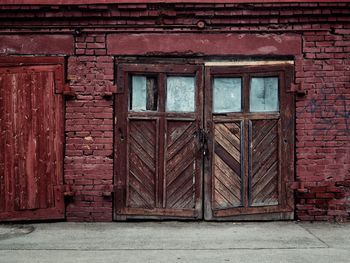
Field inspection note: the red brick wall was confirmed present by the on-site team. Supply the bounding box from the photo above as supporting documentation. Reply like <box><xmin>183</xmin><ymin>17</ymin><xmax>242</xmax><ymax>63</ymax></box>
<box><xmin>0</xmin><ymin>3</ymin><xmax>349</xmax><ymax>222</ymax></box>
<box><xmin>64</xmin><ymin>36</ymin><xmax>115</xmax><ymax>221</ymax></box>
<box><xmin>295</xmin><ymin>29</ymin><xmax>350</xmax><ymax>222</ymax></box>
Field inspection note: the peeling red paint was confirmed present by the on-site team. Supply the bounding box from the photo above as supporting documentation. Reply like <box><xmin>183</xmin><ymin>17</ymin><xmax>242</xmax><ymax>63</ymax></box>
<box><xmin>107</xmin><ymin>33</ymin><xmax>301</xmax><ymax>56</ymax></box>
<box><xmin>0</xmin><ymin>2</ymin><xmax>349</xmax><ymax>222</ymax></box>
<box><xmin>0</xmin><ymin>35</ymin><xmax>74</xmax><ymax>55</ymax></box>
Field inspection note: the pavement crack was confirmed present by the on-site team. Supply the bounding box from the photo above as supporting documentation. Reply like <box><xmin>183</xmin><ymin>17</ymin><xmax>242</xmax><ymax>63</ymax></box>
<box><xmin>297</xmin><ymin>224</ymin><xmax>330</xmax><ymax>248</ymax></box>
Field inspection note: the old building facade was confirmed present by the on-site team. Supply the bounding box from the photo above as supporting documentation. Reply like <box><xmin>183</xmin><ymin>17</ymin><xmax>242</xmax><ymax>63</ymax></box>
<box><xmin>0</xmin><ymin>0</ymin><xmax>349</xmax><ymax>222</ymax></box>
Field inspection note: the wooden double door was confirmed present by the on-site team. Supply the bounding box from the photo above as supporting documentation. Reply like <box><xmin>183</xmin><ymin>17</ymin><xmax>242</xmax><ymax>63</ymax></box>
<box><xmin>114</xmin><ymin>62</ymin><xmax>295</xmax><ymax>221</ymax></box>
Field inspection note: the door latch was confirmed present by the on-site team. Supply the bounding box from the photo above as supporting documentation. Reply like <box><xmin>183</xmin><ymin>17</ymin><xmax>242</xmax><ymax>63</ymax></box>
<box><xmin>198</xmin><ymin>129</ymin><xmax>209</xmax><ymax>157</ymax></box>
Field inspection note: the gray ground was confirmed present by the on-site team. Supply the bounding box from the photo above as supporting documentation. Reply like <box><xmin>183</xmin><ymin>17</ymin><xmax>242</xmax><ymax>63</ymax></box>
<box><xmin>0</xmin><ymin>221</ymin><xmax>349</xmax><ymax>263</ymax></box>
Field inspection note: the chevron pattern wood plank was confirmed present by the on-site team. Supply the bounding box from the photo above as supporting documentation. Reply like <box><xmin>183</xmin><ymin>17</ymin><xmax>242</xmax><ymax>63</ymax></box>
<box><xmin>128</xmin><ymin>120</ymin><xmax>157</xmax><ymax>209</ymax></box>
<box><xmin>213</xmin><ymin>122</ymin><xmax>242</xmax><ymax>209</ymax></box>
<box><xmin>165</xmin><ymin>121</ymin><xmax>197</xmax><ymax>209</ymax></box>
<box><xmin>250</xmin><ymin>120</ymin><xmax>279</xmax><ymax>207</ymax></box>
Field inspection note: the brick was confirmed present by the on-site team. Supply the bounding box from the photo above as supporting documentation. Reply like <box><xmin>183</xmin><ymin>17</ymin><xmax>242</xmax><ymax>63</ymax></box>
<box><xmin>87</xmin><ymin>42</ymin><xmax>105</xmax><ymax>49</ymax></box>
<box><xmin>316</xmin><ymin>193</ymin><xmax>335</xmax><ymax>199</ymax></box>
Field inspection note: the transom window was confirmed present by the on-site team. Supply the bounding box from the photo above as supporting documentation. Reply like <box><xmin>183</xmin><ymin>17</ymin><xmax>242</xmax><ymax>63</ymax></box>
<box><xmin>212</xmin><ymin>76</ymin><xmax>279</xmax><ymax>114</ymax></box>
<box><xmin>129</xmin><ymin>74</ymin><xmax>196</xmax><ymax>112</ymax></box>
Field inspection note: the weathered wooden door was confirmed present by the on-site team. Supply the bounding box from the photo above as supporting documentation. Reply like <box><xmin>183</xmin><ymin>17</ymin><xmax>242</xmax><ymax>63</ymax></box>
<box><xmin>115</xmin><ymin>62</ymin><xmax>295</xmax><ymax>221</ymax></box>
<box><xmin>204</xmin><ymin>65</ymin><xmax>295</xmax><ymax>220</ymax></box>
<box><xmin>115</xmin><ymin>63</ymin><xmax>203</xmax><ymax>220</ymax></box>
<box><xmin>0</xmin><ymin>58</ymin><xmax>65</xmax><ymax>221</ymax></box>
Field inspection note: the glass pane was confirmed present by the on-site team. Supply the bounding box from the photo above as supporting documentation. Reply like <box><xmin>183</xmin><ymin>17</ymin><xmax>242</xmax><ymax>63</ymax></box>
<box><xmin>213</xmin><ymin>78</ymin><xmax>242</xmax><ymax>113</ymax></box>
<box><xmin>130</xmin><ymin>75</ymin><xmax>158</xmax><ymax>111</ymax></box>
<box><xmin>250</xmin><ymin>77</ymin><xmax>279</xmax><ymax>112</ymax></box>
<box><xmin>166</xmin><ymin>76</ymin><xmax>195</xmax><ymax>112</ymax></box>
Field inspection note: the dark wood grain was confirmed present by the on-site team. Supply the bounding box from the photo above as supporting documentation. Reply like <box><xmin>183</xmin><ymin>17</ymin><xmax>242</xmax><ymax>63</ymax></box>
<box><xmin>205</xmin><ymin>65</ymin><xmax>295</xmax><ymax>220</ymax></box>
<box><xmin>212</xmin><ymin>122</ymin><xmax>243</xmax><ymax>209</ymax></box>
<box><xmin>165</xmin><ymin>121</ymin><xmax>197</xmax><ymax>209</ymax></box>
<box><xmin>114</xmin><ymin>63</ymin><xmax>203</xmax><ymax>220</ymax></box>
<box><xmin>114</xmin><ymin>62</ymin><xmax>295</xmax><ymax>221</ymax></box>
<box><xmin>128</xmin><ymin>120</ymin><xmax>157</xmax><ymax>209</ymax></box>
<box><xmin>0</xmin><ymin>61</ymin><xmax>65</xmax><ymax>221</ymax></box>
<box><xmin>250</xmin><ymin>119</ymin><xmax>279</xmax><ymax>206</ymax></box>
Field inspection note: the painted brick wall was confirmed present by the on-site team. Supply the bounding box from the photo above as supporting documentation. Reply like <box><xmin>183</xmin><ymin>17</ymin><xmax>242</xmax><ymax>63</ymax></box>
<box><xmin>0</xmin><ymin>3</ymin><xmax>349</xmax><ymax>222</ymax></box>
<box><xmin>65</xmin><ymin>35</ymin><xmax>114</xmax><ymax>221</ymax></box>
<box><xmin>295</xmin><ymin>29</ymin><xmax>350</xmax><ymax>222</ymax></box>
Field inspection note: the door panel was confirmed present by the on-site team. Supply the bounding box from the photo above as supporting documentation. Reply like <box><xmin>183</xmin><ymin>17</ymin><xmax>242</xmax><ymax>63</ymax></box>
<box><xmin>165</xmin><ymin>120</ymin><xmax>198</xmax><ymax>209</ymax></box>
<box><xmin>0</xmin><ymin>63</ymin><xmax>65</xmax><ymax>221</ymax></box>
<box><xmin>212</xmin><ymin>121</ymin><xmax>243</xmax><ymax>209</ymax></box>
<box><xmin>127</xmin><ymin>119</ymin><xmax>157</xmax><ymax>209</ymax></box>
<box><xmin>249</xmin><ymin>119</ymin><xmax>279</xmax><ymax>207</ymax></box>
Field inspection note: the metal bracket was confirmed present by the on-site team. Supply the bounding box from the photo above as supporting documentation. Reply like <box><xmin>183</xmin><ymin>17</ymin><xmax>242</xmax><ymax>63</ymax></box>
<box><xmin>63</xmin><ymin>84</ymin><xmax>76</xmax><ymax>98</ymax></box>
<box><xmin>102</xmin><ymin>84</ymin><xmax>117</xmax><ymax>99</ymax></box>
<box><xmin>62</xmin><ymin>184</ymin><xmax>75</xmax><ymax>197</ymax></box>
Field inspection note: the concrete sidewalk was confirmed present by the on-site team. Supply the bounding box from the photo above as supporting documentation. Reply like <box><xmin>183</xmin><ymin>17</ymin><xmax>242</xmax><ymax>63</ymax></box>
<box><xmin>0</xmin><ymin>222</ymin><xmax>349</xmax><ymax>263</ymax></box>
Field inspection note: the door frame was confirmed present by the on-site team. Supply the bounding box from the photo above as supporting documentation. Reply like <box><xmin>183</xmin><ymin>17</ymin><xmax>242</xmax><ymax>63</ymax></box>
<box><xmin>114</xmin><ymin>62</ymin><xmax>204</xmax><ymax>220</ymax></box>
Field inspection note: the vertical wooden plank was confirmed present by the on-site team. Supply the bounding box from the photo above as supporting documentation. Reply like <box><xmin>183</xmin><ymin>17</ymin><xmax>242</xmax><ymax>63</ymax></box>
<box><xmin>195</xmin><ymin>66</ymin><xmax>204</xmax><ymax>218</ymax></box>
<box><xmin>243</xmin><ymin>121</ymin><xmax>249</xmax><ymax>208</ymax></box>
<box><xmin>0</xmin><ymin>73</ymin><xmax>5</xmax><ymax>212</ymax></box>
<box><xmin>243</xmin><ymin>73</ymin><xmax>250</xmax><ymax>208</ymax></box>
<box><xmin>46</xmin><ymin>71</ymin><xmax>55</xmax><ymax>209</ymax></box>
<box><xmin>52</xmin><ymin>67</ymin><xmax>65</xmax><ymax>214</ymax></box>
<box><xmin>36</xmin><ymin>71</ymin><xmax>45</xmax><ymax>209</ymax></box>
<box><xmin>158</xmin><ymin>73</ymin><xmax>165</xmax><ymax>209</ymax></box>
<box><xmin>280</xmin><ymin>68</ymin><xmax>295</xmax><ymax>210</ymax></box>
<box><xmin>37</xmin><ymin>71</ymin><xmax>49</xmax><ymax>209</ymax></box>
<box><xmin>114</xmin><ymin>70</ymin><xmax>128</xmax><ymax>217</ymax></box>
<box><xmin>12</xmin><ymin>72</ymin><xmax>21</xmax><ymax>211</ymax></box>
<box><xmin>203</xmin><ymin>67</ymin><xmax>213</xmax><ymax>219</ymax></box>
<box><xmin>18</xmin><ymin>72</ymin><xmax>31</xmax><ymax>210</ymax></box>
<box><xmin>28</xmin><ymin>72</ymin><xmax>40</xmax><ymax>209</ymax></box>
<box><xmin>8</xmin><ymin>73</ymin><xmax>16</xmax><ymax>212</ymax></box>
<box><xmin>2</xmin><ymin>73</ymin><xmax>11</xmax><ymax>212</ymax></box>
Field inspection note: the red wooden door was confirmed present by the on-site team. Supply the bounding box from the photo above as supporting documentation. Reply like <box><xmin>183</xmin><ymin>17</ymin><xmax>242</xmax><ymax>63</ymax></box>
<box><xmin>0</xmin><ymin>60</ymin><xmax>65</xmax><ymax>221</ymax></box>
<box><xmin>204</xmin><ymin>65</ymin><xmax>295</xmax><ymax>220</ymax></box>
<box><xmin>114</xmin><ymin>63</ymin><xmax>203</xmax><ymax>220</ymax></box>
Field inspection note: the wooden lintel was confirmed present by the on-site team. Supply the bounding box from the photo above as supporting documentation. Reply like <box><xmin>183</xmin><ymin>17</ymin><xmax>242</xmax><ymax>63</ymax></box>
<box><xmin>204</xmin><ymin>60</ymin><xmax>294</xmax><ymax>67</ymax></box>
